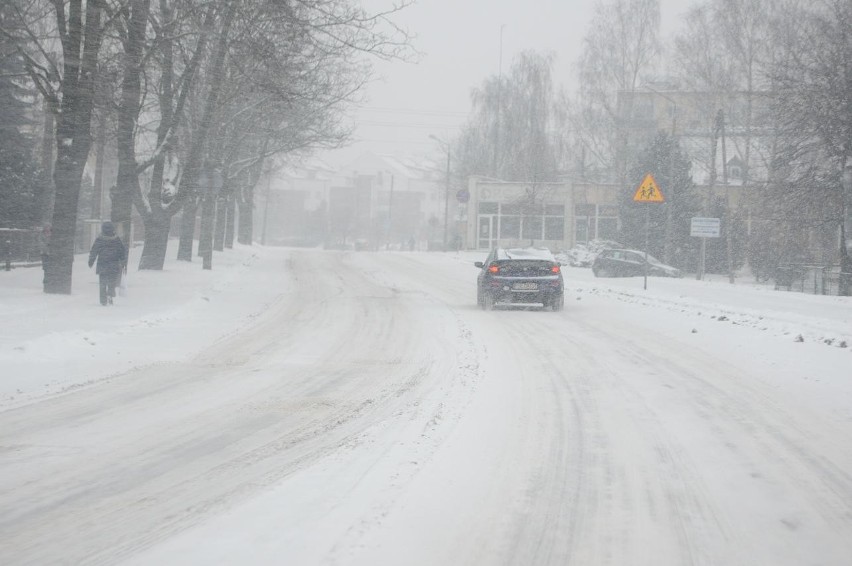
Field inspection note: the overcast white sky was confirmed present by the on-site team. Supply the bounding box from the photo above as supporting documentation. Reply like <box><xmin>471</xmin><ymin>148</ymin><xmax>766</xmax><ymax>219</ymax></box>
<box><xmin>318</xmin><ymin>0</ymin><xmax>690</xmax><ymax>166</ymax></box>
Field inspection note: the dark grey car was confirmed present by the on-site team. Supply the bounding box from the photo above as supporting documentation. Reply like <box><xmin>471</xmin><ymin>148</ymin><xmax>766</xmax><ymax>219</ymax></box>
<box><xmin>475</xmin><ymin>248</ymin><xmax>564</xmax><ymax>311</ymax></box>
<box><xmin>592</xmin><ymin>248</ymin><xmax>682</xmax><ymax>278</ymax></box>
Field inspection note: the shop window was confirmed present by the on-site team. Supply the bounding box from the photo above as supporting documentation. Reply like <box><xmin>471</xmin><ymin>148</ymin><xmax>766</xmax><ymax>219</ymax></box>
<box><xmin>501</xmin><ymin>203</ymin><xmax>521</xmax><ymax>215</ymax></box>
<box><xmin>479</xmin><ymin>202</ymin><xmax>498</xmax><ymax>214</ymax></box>
<box><xmin>522</xmin><ymin>216</ymin><xmax>543</xmax><ymax>240</ymax></box>
<box><xmin>575</xmin><ymin>217</ymin><xmax>589</xmax><ymax>243</ymax></box>
<box><xmin>500</xmin><ymin>216</ymin><xmax>520</xmax><ymax>239</ymax></box>
<box><xmin>544</xmin><ymin>217</ymin><xmax>564</xmax><ymax>240</ymax></box>
<box><xmin>575</xmin><ymin>204</ymin><xmax>595</xmax><ymax>216</ymax></box>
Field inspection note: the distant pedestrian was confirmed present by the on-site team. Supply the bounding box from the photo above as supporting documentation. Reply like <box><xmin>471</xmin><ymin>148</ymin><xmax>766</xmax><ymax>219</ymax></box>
<box><xmin>88</xmin><ymin>222</ymin><xmax>127</xmax><ymax>306</ymax></box>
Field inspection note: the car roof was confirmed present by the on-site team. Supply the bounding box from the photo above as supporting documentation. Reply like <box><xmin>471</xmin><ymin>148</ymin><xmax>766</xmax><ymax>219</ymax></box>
<box><xmin>601</xmin><ymin>248</ymin><xmax>669</xmax><ymax>265</ymax></box>
<box><xmin>495</xmin><ymin>247</ymin><xmax>556</xmax><ymax>261</ymax></box>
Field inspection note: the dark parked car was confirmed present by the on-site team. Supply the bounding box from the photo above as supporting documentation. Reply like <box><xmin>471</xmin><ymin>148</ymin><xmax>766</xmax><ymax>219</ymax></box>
<box><xmin>592</xmin><ymin>248</ymin><xmax>682</xmax><ymax>278</ymax></box>
<box><xmin>475</xmin><ymin>247</ymin><xmax>564</xmax><ymax>311</ymax></box>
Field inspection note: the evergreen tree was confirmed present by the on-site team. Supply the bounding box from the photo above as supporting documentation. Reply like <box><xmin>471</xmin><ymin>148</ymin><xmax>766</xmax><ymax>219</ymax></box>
<box><xmin>619</xmin><ymin>132</ymin><xmax>702</xmax><ymax>270</ymax></box>
<box><xmin>0</xmin><ymin>11</ymin><xmax>40</xmax><ymax>229</ymax></box>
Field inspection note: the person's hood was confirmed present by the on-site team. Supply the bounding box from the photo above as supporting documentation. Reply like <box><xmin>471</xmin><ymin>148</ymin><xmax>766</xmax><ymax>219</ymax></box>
<box><xmin>101</xmin><ymin>222</ymin><xmax>116</xmax><ymax>236</ymax></box>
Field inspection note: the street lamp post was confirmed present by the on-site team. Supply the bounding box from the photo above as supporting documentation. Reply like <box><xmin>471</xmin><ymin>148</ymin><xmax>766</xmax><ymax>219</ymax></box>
<box><xmin>385</xmin><ymin>173</ymin><xmax>394</xmax><ymax>250</ymax></box>
<box><xmin>429</xmin><ymin>135</ymin><xmax>451</xmax><ymax>251</ymax></box>
<box><xmin>840</xmin><ymin>164</ymin><xmax>852</xmax><ymax>295</ymax></box>
<box><xmin>198</xmin><ymin>166</ymin><xmax>223</xmax><ymax>270</ymax></box>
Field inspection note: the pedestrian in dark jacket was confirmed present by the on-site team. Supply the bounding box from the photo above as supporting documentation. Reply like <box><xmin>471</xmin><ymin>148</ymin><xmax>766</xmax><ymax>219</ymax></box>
<box><xmin>88</xmin><ymin>222</ymin><xmax>127</xmax><ymax>306</ymax></box>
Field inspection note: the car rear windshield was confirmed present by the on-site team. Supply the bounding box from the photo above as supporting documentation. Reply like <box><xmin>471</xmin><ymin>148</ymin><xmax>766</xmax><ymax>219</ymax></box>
<box><xmin>493</xmin><ymin>260</ymin><xmax>556</xmax><ymax>276</ymax></box>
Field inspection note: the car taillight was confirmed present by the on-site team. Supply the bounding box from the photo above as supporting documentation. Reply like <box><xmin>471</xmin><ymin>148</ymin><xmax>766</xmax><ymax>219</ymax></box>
<box><xmin>551</xmin><ymin>265</ymin><xmax>560</xmax><ymax>273</ymax></box>
<box><xmin>488</xmin><ymin>265</ymin><xmax>499</xmax><ymax>273</ymax></box>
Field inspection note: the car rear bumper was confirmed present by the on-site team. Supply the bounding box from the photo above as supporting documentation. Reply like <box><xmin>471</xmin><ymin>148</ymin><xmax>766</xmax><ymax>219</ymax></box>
<box><xmin>490</xmin><ymin>289</ymin><xmax>562</xmax><ymax>305</ymax></box>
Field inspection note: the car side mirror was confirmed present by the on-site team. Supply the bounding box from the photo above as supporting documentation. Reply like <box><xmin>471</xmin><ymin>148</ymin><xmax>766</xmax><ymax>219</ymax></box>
<box><xmin>474</xmin><ymin>261</ymin><xmax>484</xmax><ymax>268</ymax></box>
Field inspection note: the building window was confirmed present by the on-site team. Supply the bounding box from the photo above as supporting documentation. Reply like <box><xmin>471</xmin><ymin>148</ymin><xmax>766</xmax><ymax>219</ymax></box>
<box><xmin>476</xmin><ymin>200</ymin><xmax>565</xmax><ymax>248</ymax></box>
<box><xmin>522</xmin><ymin>215</ymin><xmax>543</xmax><ymax>240</ymax></box>
<box><xmin>500</xmin><ymin>214</ymin><xmax>520</xmax><ymax>239</ymax></box>
<box><xmin>575</xmin><ymin>217</ymin><xmax>589</xmax><ymax>243</ymax></box>
<box><xmin>574</xmin><ymin>204</ymin><xmax>595</xmax><ymax>242</ymax></box>
<box><xmin>575</xmin><ymin>204</ymin><xmax>618</xmax><ymax>242</ymax></box>
<box><xmin>479</xmin><ymin>202</ymin><xmax>498</xmax><ymax>214</ymax></box>
<box><xmin>728</xmin><ymin>165</ymin><xmax>742</xmax><ymax>180</ymax></box>
<box><xmin>544</xmin><ymin>217</ymin><xmax>564</xmax><ymax>240</ymax></box>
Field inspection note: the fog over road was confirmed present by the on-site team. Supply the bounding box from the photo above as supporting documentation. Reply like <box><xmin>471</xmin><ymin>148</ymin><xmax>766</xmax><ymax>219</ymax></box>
<box><xmin>2</xmin><ymin>249</ymin><xmax>852</xmax><ymax>565</ymax></box>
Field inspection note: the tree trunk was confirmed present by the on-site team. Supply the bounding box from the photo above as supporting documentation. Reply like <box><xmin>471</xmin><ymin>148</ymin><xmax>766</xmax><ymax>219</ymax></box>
<box><xmin>198</xmin><ymin>194</ymin><xmax>215</xmax><ymax>269</ymax></box>
<box><xmin>113</xmin><ymin>0</ymin><xmax>153</xmax><ymax>247</ymax></box>
<box><xmin>138</xmin><ymin>211</ymin><xmax>171</xmax><ymax>270</ymax></box>
<box><xmin>38</xmin><ymin>98</ymin><xmax>56</xmax><ymax>226</ymax></box>
<box><xmin>44</xmin><ymin>157</ymin><xmax>87</xmax><ymax>294</ymax></box>
<box><xmin>237</xmin><ymin>193</ymin><xmax>253</xmax><ymax>245</ymax></box>
<box><xmin>43</xmin><ymin>0</ymin><xmax>105</xmax><ymax>294</ymax></box>
<box><xmin>177</xmin><ymin>200</ymin><xmax>197</xmax><ymax>261</ymax></box>
<box><xmin>137</xmin><ymin>1</ymin><xmax>215</xmax><ymax>270</ymax></box>
<box><xmin>224</xmin><ymin>193</ymin><xmax>236</xmax><ymax>248</ymax></box>
<box><xmin>214</xmin><ymin>195</ymin><xmax>228</xmax><ymax>251</ymax></box>
<box><xmin>174</xmin><ymin>0</ymin><xmax>236</xmax><ymax>264</ymax></box>
<box><xmin>91</xmin><ymin>116</ymin><xmax>107</xmax><ymax>219</ymax></box>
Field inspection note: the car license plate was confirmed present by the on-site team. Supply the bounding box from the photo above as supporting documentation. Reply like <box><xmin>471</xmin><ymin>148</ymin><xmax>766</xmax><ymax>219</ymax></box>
<box><xmin>513</xmin><ymin>282</ymin><xmax>537</xmax><ymax>290</ymax></box>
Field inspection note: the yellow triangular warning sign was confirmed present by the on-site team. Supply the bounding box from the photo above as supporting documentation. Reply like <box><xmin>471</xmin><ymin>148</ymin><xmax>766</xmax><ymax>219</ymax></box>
<box><xmin>633</xmin><ymin>173</ymin><xmax>665</xmax><ymax>203</ymax></box>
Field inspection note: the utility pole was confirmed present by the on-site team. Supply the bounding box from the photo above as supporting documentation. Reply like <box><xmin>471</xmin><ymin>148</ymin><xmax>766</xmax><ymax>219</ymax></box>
<box><xmin>385</xmin><ymin>174</ymin><xmax>394</xmax><ymax>250</ymax></box>
<box><xmin>261</xmin><ymin>174</ymin><xmax>272</xmax><ymax>246</ymax></box>
<box><xmin>646</xmin><ymin>86</ymin><xmax>677</xmax><ymax>265</ymax></box>
<box><xmin>699</xmin><ymin>111</ymin><xmax>723</xmax><ymax>281</ymax></box>
<box><xmin>443</xmin><ymin>146</ymin><xmax>451</xmax><ymax>251</ymax></box>
<box><xmin>429</xmin><ymin>134</ymin><xmax>452</xmax><ymax>251</ymax></box>
<box><xmin>493</xmin><ymin>24</ymin><xmax>505</xmax><ymax>177</ymax></box>
<box><xmin>840</xmin><ymin>164</ymin><xmax>852</xmax><ymax>295</ymax></box>
<box><xmin>665</xmin><ymin>103</ymin><xmax>677</xmax><ymax>265</ymax></box>
<box><xmin>720</xmin><ymin>111</ymin><xmax>734</xmax><ymax>283</ymax></box>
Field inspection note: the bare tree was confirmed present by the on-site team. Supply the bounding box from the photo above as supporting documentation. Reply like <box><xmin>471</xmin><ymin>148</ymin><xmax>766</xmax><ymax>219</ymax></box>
<box><xmin>456</xmin><ymin>51</ymin><xmax>569</xmax><ymax>184</ymax></box>
<box><xmin>766</xmin><ymin>0</ymin><xmax>852</xmax><ymax>293</ymax></box>
<box><xmin>572</xmin><ymin>0</ymin><xmax>661</xmax><ymax>183</ymax></box>
<box><xmin>4</xmin><ymin>0</ymin><xmax>113</xmax><ymax>293</ymax></box>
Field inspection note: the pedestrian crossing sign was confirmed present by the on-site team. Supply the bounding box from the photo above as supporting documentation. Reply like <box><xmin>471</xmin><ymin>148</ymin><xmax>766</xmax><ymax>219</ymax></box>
<box><xmin>633</xmin><ymin>173</ymin><xmax>665</xmax><ymax>203</ymax></box>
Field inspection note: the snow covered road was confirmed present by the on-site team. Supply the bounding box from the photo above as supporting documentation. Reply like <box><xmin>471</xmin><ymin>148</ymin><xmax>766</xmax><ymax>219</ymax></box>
<box><xmin>2</xmin><ymin>248</ymin><xmax>852</xmax><ymax>565</ymax></box>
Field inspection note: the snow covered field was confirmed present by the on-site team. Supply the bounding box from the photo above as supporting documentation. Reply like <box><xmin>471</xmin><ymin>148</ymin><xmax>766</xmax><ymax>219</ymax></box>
<box><xmin>1</xmin><ymin>243</ymin><xmax>851</xmax><ymax>565</ymax></box>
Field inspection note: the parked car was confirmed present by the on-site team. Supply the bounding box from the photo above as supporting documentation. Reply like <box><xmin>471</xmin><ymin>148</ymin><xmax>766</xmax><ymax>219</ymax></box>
<box><xmin>555</xmin><ymin>239</ymin><xmax>623</xmax><ymax>268</ymax></box>
<box><xmin>475</xmin><ymin>247</ymin><xmax>564</xmax><ymax>311</ymax></box>
<box><xmin>592</xmin><ymin>248</ymin><xmax>682</xmax><ymax>278</ymax></box>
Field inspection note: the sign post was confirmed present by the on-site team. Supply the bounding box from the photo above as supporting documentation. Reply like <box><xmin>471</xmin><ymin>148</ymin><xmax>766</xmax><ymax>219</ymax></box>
<box><xmin>632</xmin><ymin>173</ymin><xmax>665</xmax><ymax>290</ymax></box>
<box><xmin>691</xmin><ymin>217</ymin><xmax>720</xmax><ymax>280</ymax></box>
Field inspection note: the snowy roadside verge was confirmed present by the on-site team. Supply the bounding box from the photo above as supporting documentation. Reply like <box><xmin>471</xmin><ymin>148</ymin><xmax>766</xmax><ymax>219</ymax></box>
<box><xmin>0</xmin><ymin>242</ymin><xmax>289</xmax><ymax>409</ymax></box>
<box><xmin>448</xmin><ymin>250</ymin><xmax>851</xmax><ymax>347</ymax></box>
<box><xmin>571</xmin><ymin>277</ymin><xmax>852</xmax><ymax>349</ymax></box>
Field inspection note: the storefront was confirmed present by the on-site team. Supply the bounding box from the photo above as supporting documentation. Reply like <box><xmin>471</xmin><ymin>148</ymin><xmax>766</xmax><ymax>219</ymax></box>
<box><xmin>465</xmin><ymin>177</ymin><xmax>620</xmax><ymax>251</ymax></box>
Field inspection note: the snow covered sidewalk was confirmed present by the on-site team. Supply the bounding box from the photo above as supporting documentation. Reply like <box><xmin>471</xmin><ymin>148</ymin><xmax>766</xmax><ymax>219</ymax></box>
<box><xmin>0</xmin><ymin>242</ymin><xmax>286</xmax><ymax>408</ymax></box>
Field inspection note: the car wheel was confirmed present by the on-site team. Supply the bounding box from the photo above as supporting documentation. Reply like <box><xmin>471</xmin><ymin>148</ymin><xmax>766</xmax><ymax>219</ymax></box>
<box><xmin>477</xmin><ymin>288</ymin><xmax>483</xmax><ymax>308</ymax></box>
<box><xmin>483</xmin><ymin>292</ymin><xmax>495</xmax><ymax>311</ymax></box>
<box><xmin>550</xmin><ymin>294</ymin><xmax>564</xmax><ymax>312</ymax></box>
